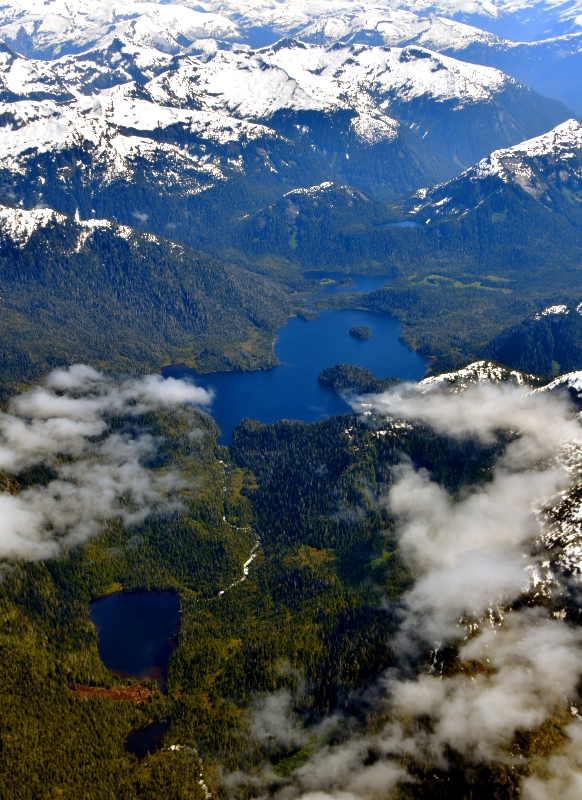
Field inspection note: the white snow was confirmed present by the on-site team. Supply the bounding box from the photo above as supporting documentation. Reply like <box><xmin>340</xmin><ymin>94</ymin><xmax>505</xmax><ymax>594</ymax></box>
<box><xmin>537</xmin><ymin>370</ymin><xmax>582</xmax><ymax>395</ymax></box>
<box><xmin>404</xmin><ymin>118</ymin><xmax>582</xmax><ymax>219</ymax></box>
<box><xmin>420</xmin><ymin>360</ymin><xmax>535</xmax><ymax>389</ymax></box>
<box><xmin>0</xmin><ymin>205</ymin><xmax>67</xmax><ymax>246</ymax></box>
<box><xmin>197</xmin><ymin>0</ymin><xmax>582</xmax><ymax>39</ymax></box>
<box><xmin>0</xmin><ymin>1</ymin><xmax>241</xmax><ymax>57</ymax></box>
<box><xmin>2</xmin><ymin>0</ymin><xmax>581</xmax><ymax>65</ymax></box>
<box><xmin>534</xmin><ymin>304</ymin><xmax>570</xmax><ymax>320</ymax></box>
<box><xmin>0</xmin><ymin>204</ymin><xmax>146</xmax><ymax>248</ymax></box>
<box><xmin>147</xmin><ymin>41</ymin><xmax>510</xmax><ymax>128</ymax></box>
<box><xmin>473</xmin><ymin>119</ymin><xmax>582</xmax><ymax>181</ymax></box>
<box><xmin>285</xmin><ymin>181</ymin><xmax>336</xmax><ymax>196</ymax></box>
<box><xmin>0</xmin><ymin>88</ymin><xmax>278</xmax><ymax>192</ymax></box>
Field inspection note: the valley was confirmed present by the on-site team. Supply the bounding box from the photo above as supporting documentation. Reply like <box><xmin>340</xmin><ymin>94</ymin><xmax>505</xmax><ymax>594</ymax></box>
<box><xmin>2</xmin><ymin>3</ymin><xmax>582</xmax><ymax>800</ymax></box>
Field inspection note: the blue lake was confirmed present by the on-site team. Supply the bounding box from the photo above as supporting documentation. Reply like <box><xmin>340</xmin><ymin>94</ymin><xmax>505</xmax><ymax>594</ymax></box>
<box><xmin>383</xmin><ymin>220</ymin><xmax>422</xmax><ymax>228</ymax></box>
<box><xmin>165</xmin><ymin>274</ymin><xmax>427</xmax><ymax>444</ymax></box>
<box><xmin>89</xmin><ymin>277</ymin><xmax>426</xmax><ymax>711</ymax></box>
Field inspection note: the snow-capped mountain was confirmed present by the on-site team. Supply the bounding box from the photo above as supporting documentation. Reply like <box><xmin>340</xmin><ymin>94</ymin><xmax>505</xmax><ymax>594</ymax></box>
<box><xmin>0</xmin><ymin>87</ymin><xmax>283</xmax><ymax>218</ymax></box>
<box><xmin>147</xmin><ymin>40</ymin><xmax>511</xmax><ymax>118</ymax></box>
<box><xmin>0</xmin><ymin>0</ymin><xmax>241</xmax><ymax>58</ymax></box>
<box><xmin>0</xmin><ymin>1</ymin><xmax>548</xmax><ymax>58</ymax></box>
<box><xmin>0</xmin><ymin>34</ymin><xmax>571</xmax><ymax>242</ymax></box>
<box><xmin>2</xmin><ymin>1</ymin><xmax>581</xmax><ymax>109</ymax></box>
<box><xmin>418</xmin><ymin>359</ymin><xmax>538</xmax><ymax>388</ymax></box>
<box><xmin>190</xmin><ymin>1</ymin><xmax>582</xmax><ymax>43</ymax></box>
<box><xmin>397</xmin><ymin>118</ymin><xmax>582</xmax><ymax>222</ymax></box>
<box><xmin>432</xmin><ymin>29</ymin><xmax>582</xmax><ymax>114</ymax></box>
<box><xmin>0</xmin><ymin>0</ymin><xmax>578</xmax><ymax>307</ymax></box>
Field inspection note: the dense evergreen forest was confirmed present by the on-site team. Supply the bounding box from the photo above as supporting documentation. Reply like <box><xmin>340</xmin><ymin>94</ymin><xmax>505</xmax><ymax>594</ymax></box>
<box><xmin>486</xmin><ymin>306</ymin><xmax>582</xmax><ymax>377</ymax></box>
<box><xmin>1</xmin><ymin>394</ymin><xmax>534</xmax><ymax>800</ymax></box>
<box><xmin>0</xmin><ymin>209</ymin><xmax>292</xmax><ymax>398</ymax></box>
<box><xmin>318</xmin><ymin>363</ymin><xmax>401</xmax><ymax>394</ymax></box>
<box><xmin>2</xmin><ymin>7</ymin><xmax>582</xmax><ymax>799</ymax></box>
<box><xmin>3</xmin><ymin>130</ymin><xmax>582</xmax><ymax>386</ymax></box>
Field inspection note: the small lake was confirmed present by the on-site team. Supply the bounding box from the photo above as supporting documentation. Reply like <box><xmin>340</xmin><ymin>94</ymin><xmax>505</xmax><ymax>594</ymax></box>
<box><xmin>302</xmin><ymin>271</ymin><xmax>394</xmax><ymax>297</ymax></box>
<box><xmin>382</xmin><ymin>220</ymin><xmax>423</xmax><ymax>228</ymax></box>
<box><xmin>89</xmin><ymin>591</ymin><xmax>180</xmax><ymax>693</ymax></box>
<box><xmin>125</xmin><ymin>717</ymin><xmax>170</xmax><ymax>759</ymax></box>
<box><xmin>165</xmin><ymin>272</ymin><xmax>427</xmax><ymax>444</ymax></box>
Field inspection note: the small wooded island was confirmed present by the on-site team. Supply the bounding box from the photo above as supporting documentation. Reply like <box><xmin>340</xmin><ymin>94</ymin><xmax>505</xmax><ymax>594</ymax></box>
<box><xmin>349</xmin><ymin>325</ymin><xmax>372</xmax><ymax>339</ymax></box>
<box><xmin>318</xmin><ymin>363</ymin><xmax>401</xmax><ymax>394</ymax></box>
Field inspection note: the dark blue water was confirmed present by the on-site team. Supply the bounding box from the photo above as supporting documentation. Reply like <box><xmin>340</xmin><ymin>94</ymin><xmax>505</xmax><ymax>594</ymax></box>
<box><xmin>89</xmin><ymin>591</ymin><xmax>180</xmax><ymax>692</ymax></box>
<box><xmin>167</xmin><ymin>308</ymin><xmax>426</xmax><ymax>444</ymax></box>
<box><xmin>125</xmin><ymin>717</ymin><xmax>170</xmax><ymax>759</ymax></box>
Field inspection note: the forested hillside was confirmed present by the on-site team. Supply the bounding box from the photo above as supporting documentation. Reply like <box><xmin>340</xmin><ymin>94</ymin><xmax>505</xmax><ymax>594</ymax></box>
<box><xmin>4</xmin><ymin>360</ymin><xmax>582</xmax><ymax>798</ymax></box>
<box><xmin>0</xmin><ymin>206</ymin><xmax>292</xmax><ymax>397</ymax></box>
<box><xmin>0</xmin><ymin>383</ymin><xmax>508</xmax><ymax>799</ymax></box>
<box><xmin>4</xmin><ymin>4</ymin><xmax>582</xmax><ymax>799</ymax></box>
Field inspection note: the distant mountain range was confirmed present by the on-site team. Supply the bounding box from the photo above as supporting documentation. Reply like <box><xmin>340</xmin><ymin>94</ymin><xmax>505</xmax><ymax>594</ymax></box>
<box><xmin>3</xmin><ymin>0</ymin><xmax>582</xmax><ymax>54</ymax></box>
<box><xmin>2</xmin><ymin>0</ymin><xmax>581</xmax><ymax>112</ymax></box>
<box><xmin>0</xmin><ymin>36</ymin><xmax>572</xmax><ymax>253</ymax></box>
<box><xmin>1</xmin><ymin>0</ymin><xmax>582</xmax><ymax>383</ymax></box>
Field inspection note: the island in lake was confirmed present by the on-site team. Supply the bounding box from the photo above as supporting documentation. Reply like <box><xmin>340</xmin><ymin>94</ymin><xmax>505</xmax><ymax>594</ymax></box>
<box><xmin>318</xmin><ymin>363</ymin><xmax>401</xmax><ymax>394</ymax></box>
<box><xmin>349</xmin><ymin>325</ymin><xmax>372</xmax><ymax>340</ymax></box>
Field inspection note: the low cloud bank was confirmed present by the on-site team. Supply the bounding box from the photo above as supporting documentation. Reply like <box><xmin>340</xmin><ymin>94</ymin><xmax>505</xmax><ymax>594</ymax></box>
<box><xmin>251</xmin><ymin>381</ymin><xmax>582</xmax><ymax>799</ymax></box>
<box><xmin>251</xmin><ymin>690</ymin><xmax>308</xmax><ymax>752</ymax></box>
<box><xmin>0</xmin><ymin>364</ymin><xmax>213</xmax><ymax>560</ymax></box>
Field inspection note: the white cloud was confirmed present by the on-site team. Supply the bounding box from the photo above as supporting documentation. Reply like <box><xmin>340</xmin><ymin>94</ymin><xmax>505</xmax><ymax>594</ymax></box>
<box><xmin>249</xmin><ymin>379</ymin><xmax>582</xmax><ymax>799</ymax></box>
<box><xmin>0</xmin><ymin>365</ymin><xmax>213</xmax><ymax>560</ymax></box>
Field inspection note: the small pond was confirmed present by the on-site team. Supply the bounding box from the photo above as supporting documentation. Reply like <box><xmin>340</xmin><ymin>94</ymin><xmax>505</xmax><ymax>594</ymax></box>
<box><xmin>124</xmin><ymin>717</ymin><xmax>170</xmax><ymax>759</ymax></box>
<box><xmin>302</xmin><ymin>271</ymin><xmax>393</xmax><ymax>297</ymax></box>
<box><xmin>384</xmin><ymin>220</ymin><xmax>422</xmax><ymax>228</ymax></box>
<box><xmin>89</xmin><ymin>591</ymin><xmax>180</xmax><ymax>693</ymax></box>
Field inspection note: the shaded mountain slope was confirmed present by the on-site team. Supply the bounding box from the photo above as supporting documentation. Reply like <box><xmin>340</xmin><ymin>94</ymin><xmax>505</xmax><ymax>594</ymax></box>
<box><xmin>0</xmin><ymin>205</ymin><xmax>291</xmax><ymax>395</ymax></box>
<box><xmin>486</xmin><ymin>304</ymin><xmax>582</xmax><ymax>377</ymax></box>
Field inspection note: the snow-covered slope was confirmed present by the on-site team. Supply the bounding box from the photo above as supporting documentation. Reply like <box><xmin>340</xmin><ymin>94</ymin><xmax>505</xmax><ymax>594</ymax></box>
<box><xmin>0</xmin><ymin>1</ymin><xmax>573</xmax><ymax>256</ymax></box>
<box><xmin>432</xmin><ymin>29</ymin><xmax>582</xmax><ymax>114</ymax></box>
<box><xmin>0</xmin><ymin>86</ymin><xmax>282</xmax><ymax>200</ymax></box>
<box><xmin>0</xmin><ymin>204</ymin><xmax>143</xmax><ymax>250</ymax></box>
<box><xmin>398</xmin><ymin>118</ymin><xmax>582</xmax><ymax>221</ymax></box>
<box><xmin>0</xmin><ymin>42</ymin><xmax>72</xmax><ymax>101</ymax></box>
<box><xmin>474</xmin><ymin>118</ymin><xmax>582</xmax><ymax>179</ymax></box>
<box><xmin>197</xmin><ymin>0</ymin><xmax>582</xmax><ymax>42</ymax></box>
<box><xmin>0</xmin><ymin>0</ymin><xmax>522</xmax><ymax>65</ymax></box>
<box><xmin>0</xmin><ymin>37</ymin><xmax>540</xmax><ymax>136</ymax></box>
<box><xmin>147</xmin><ymin>40</ymin><xmax>511</xmax><ymax>122</ymax></box>
<box><xmin>419</xmin><ymin>359</ymin><xmax>537</xmax><ymax>389</ymax></box>
<box><xmin>0</xmin><ymin>204</ymin><xmax>67</xmax><ymax>245</ymax></box>
<box><xmin>2</xmin><ymin>0</ymin><xmax>581</xmax><ymax>58</ymax></box>
<box><xmin>540</xmin><ymin>370</ymin><xmax>582</xmax><ymax>395</ymax></box>
<box><xmin>0</xmin><ymin>35</ymin><xmax>567</xmax><ymax>224</ymax></box>
<box><xmin>0</xmin><ymin>0</ymin><xmax>241</xmax><ymax>58</ymax></box>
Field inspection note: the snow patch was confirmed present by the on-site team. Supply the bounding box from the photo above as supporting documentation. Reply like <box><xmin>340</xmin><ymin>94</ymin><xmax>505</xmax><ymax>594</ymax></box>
<box><xmin>0</xmin><ymin>205</ymin><xmax>66</xmax><ymax>246</ymax></box>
